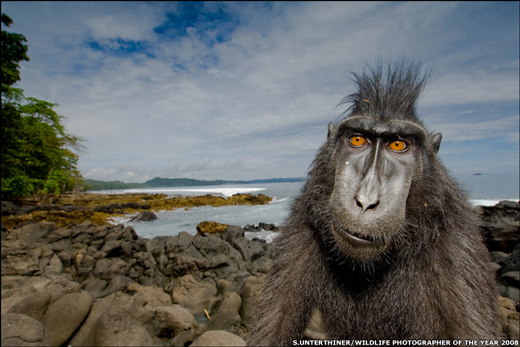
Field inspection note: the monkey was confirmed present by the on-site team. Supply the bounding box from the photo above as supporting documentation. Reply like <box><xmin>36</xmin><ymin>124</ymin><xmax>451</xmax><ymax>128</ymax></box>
<box><xmin>248</xmin><ymin>60</ymin><xmax>498</xmax><ymax>345</ymax></box>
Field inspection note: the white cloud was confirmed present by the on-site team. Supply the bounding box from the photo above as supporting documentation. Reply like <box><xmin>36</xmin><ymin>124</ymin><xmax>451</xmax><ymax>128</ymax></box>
<box><xmin>2</xmin><ymin>1</ymin><xmax>518</xmax><ymax>182</ymax></box>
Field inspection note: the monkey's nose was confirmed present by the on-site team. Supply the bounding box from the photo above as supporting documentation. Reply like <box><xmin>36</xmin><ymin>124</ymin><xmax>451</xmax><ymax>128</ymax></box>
<box><xmin>355</xmin><ymin>195</ymin><xmax>380</xmax><ymax>212</ymax></box>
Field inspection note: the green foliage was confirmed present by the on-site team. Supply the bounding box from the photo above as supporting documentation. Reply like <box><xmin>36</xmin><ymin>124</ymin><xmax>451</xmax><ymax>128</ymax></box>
<box><xmin>1</xmin><ymin>174</ymin><xmax>35</xmax><ymax>200</ymax></box>
<box><xmin>1</xmin><ymin>13</ymin><xmax>29</xmax><ymax>92</ymax></box>
<box><xmin>1</xmin><ymin>14</ymin><xmax>84</xmax><ymax>200</ymax></box>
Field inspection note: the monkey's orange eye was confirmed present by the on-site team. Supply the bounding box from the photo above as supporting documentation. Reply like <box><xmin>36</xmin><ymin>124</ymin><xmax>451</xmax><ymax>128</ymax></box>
<box><xmin>349</xmin><ymin>136</ymin><xmax>366</xmax><ymax>147</ymax></box>
<box><xmin>389</xmin><ymin>140</ymin><xmax>408</xmax><ymax>152</ymax></box>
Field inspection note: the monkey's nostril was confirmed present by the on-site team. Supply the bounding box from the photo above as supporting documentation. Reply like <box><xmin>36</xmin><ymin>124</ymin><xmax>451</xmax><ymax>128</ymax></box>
<box><xmin>367</xmin><ymin>201</ymin><xmax>380</xmax><ymax>211</ymax></box>
<box><xmin>355</xmin><ymin>196</ymin><xmax>380</xmax><ymax>212</ymax></box>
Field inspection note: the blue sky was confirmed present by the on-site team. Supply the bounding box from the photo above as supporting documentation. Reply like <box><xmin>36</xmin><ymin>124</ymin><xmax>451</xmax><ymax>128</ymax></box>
<box><xmin>2</xmin><ymin>1</ymin><xmax>519</xmax><ymax>183</ymax></box>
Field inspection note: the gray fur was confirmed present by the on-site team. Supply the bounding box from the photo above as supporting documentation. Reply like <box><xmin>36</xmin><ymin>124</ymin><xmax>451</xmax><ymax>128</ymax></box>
<box><xmin>248</xmin><ymin>60</ymin><xmax>498</xmax><ymax>345</ymax></box>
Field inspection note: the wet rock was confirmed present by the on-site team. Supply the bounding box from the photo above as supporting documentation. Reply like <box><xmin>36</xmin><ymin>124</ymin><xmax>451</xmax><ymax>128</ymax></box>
<box><xmin>197</xmin><ymin>221</ymin><xmax>229</xmax><ymax>235</ymax></box>
<box><xmin>129</xmin><ymin>210</ymin><xmax>157</xmax><ymax>222</ymax></box>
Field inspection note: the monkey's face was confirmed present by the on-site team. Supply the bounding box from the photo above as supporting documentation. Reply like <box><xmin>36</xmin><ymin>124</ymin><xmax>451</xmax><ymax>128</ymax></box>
<box><xmin>327</xmin><ymin>116</ymin><xmax>434</xmax><ymax>262</ymax></box>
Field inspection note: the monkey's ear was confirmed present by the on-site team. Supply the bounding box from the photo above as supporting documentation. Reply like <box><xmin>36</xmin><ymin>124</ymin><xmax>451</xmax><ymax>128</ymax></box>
<box><xmin>431</xmin><ymin>132</ymin><xmax>442</xmax><ymax>153</ymax></box>
<box><xmin>328</xmin><ymin>122</ymin><xmax>338</xmax><ymax>140</ymax></box>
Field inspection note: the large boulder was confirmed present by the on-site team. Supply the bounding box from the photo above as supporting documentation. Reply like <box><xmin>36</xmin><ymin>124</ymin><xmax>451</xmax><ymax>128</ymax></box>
<box><xmin>7</xmin><ymin>289</ymin><xmax>52</xmax><ymax>321</ymax></box>
<box><xmin>41</xmin><ymin>292</ymin><xmax>93</xmax><ymax>346</ymax></box>
<box><xmin>1</xmin><ymin>313</ymin><xmax>51</xmax><ymax>346</ymax></box>
<box><xmin>191</xmin><ymin>330</ymin><xmax>246</xmax><ymax>346</ymax></box>
<box><xmin>171</xmin><ymin>274</ymin><xmax>220</xmax><ymax>322</ymax></box>
<box><xmin>208</xmin><ymin>291</ymin><xmax>242</xmax><ymax>333</ymax></box>
<box><xmin>140</xmin><ymin>304</ymin><xmax>199</xmax><ymax>346</ymax></box>
<box><xmin>197</xmin><ymin>221</ymin><xmax>229</xmax><ymax>235</ymax></box>
<box><xmin>239</xmin><ymin>274</ymin><xmax>266</xmax><ymax>330</ymax></box>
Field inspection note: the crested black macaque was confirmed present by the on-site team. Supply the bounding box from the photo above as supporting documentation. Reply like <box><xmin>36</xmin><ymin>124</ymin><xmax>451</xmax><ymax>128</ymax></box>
<box><xmin>248</xmin><ymin>60</ymin><xmax>498</xmax><ymax>345</ymax></box>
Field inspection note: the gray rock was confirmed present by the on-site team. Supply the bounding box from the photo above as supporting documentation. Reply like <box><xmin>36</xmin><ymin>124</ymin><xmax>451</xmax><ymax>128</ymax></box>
<box><xmin>144</xmin><ymin>304</ymin><xmax>198</xmax><ymax>346</ymax></box>
<box><xmin>506</xmin><ymin>319</ymin><xmax>519</xmax><ymax>340</ymax></box>
<box><xmin>75</xmin><ymin>252</ymin><xmax>95</xmax><ymax>280</ymax></box>
<box><xmin>501</xmin><ymin>243</ymin><xmax>520</xmax><ymax>273</ymax></box>
<box><xmin>221</xmin><ymin>225</ymin><xmax>245</xmax><ymax>243</ymax></box>
<box><xmin>490</xmin><ymin>251</ymin><xmax>510</xmax><ymax>264</ymax></box>
<box><xmin>178</xmin><ymin>231</ymin><xmax>194</xmax><ymax>248</ymax></box>
<box><xmin>1</xmin><ymin>201</ymin><xmax>19</xmax><ymax>215</ymax></box>
<box><xmin>96</xmin><ymin>275</ymin><xmax>134</xmax><ymax>298</ymax></box>
<box><xmin>500</xmin><ymin>271</ymin><xmax>520</xmax><ymax>287</ymax></box>
<box><xmin>505</xmin><ymin>286</ymin><xmax>519</xmax><ymax>305</ymax></box>
<box><xmin>69</xmin><ymin>293</ymin><xmax>116</xmax><ymax>346</ymax></box>
<box><xmin>229</xmin><ymin>237</ymin><xmax>265</xmax><ymax>263</ymax></box>
<box><xmin>42</xmin><ymin>292</ymin><xmax>93</xmax><ymax>346</ymax></box>
<box><xmin>208</xmin><ymin>291</ymin><xmax>242</xmax><ymax>332</ymax></box>
<box><xmin>1</xmin><ymin>313</ymin><xmax>50</xmax><ymax>346</ymax></box>
<box><xmin>171</xmin><ymin>274</ymin><xmax>220</xmax><ymax>321</ymax></box>
<box><xmin>239</xmin><ymin>274</ymin><xmax>266</xmax><ymax>329</ymax></box>
<box><xmin>94</xmin><ymin>315</ymin><xmax>153</xmax><ymax>346</ymax></box>
<box><xmin>44</xmin><ymin>277</ymin><xmax>82</xmax><ymax>304</ymax></box>
<box><xmin>191</xmin><ymin>330</ymin><xmax>246</xmax><ymax>346</ymax></box>
<box><xmin>13</xmin><ymin>222</ymin><xmax>58</xmax><ymax>244</ymax></box>
<box><xmin>92</xmin><ymin>294</ymin><xmax>154</xmax><ymax>346</ymax></box>
<box><xmin>44</xmin><ymin>253</ymin><xmax>63</xmax><ymax>275</ymax></box>
<box><xmin>129</xmin><ymin>210</ymin><xmax>157</xmax><ymax>222</ymax></box>
<box><xmin>100</xmin><ymin>258</ymin><xmax>130</xmax><ymax>280</ymax></box>
<box><xmin>8</xmin><ymin>290</ymin><xmax>52</xmax><ymax>321</ymax></box>
<box><xmin>127</xmin><ymin>282</ymin><xmax>172</xmax><ymax>307</ymax></box>
<box><xmin>100</xmin><ymin>240</ymin><xmax>122</xmax><ymax>254</ymax></box>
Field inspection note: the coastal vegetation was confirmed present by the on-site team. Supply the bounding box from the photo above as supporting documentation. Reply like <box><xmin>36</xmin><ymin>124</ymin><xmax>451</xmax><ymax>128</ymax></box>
<box><xmin>1</xmin><ymin>14</ymin><xmax>84</xmax><ymax>200</ymax></box>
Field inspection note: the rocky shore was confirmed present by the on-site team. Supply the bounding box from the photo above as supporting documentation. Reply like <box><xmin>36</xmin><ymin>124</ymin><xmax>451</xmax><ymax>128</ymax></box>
<box><xmin>0</xmin><ymin>193</ymin><xmax>272</xmax><ymax>229</ymax></box>
<box><xmin>1</xmin><ymin>197</ymin><xmax>519</xmax><ymax>345</ymax></box>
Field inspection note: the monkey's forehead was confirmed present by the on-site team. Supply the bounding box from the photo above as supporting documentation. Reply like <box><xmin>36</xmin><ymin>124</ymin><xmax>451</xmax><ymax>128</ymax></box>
<box><xmin>336</xmin><ymin>116</ymin><xmax>428</xmax><ymax>140</ymax></box>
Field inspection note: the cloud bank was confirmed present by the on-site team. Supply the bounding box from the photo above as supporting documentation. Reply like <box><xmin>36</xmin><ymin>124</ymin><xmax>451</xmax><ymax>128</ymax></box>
<box><xmin>3</xmin><ymin>1</ymin><xmax>519</xmax><ymax>182</ymax></box>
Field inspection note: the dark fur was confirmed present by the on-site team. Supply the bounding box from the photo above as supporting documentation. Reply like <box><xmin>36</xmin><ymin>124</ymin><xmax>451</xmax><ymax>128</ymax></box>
<box><xmin>248</xmin><ymin>60</ymin><xmax>498</xmax><ymax>345</ymax></box>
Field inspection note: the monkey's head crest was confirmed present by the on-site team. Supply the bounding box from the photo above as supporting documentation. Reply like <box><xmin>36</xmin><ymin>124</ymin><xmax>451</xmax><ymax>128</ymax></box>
<box><xmin>339</xmin><ymin>59</ymin><xmax>432</xmax><ymax>123</ymax></box>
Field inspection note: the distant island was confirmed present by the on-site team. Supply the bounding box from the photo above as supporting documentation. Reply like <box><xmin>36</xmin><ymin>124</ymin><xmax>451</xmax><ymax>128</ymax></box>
<box><xmin>84</xmin><ymin>177</ymin><xmax>305</xmax><ymax>191</ymax></box>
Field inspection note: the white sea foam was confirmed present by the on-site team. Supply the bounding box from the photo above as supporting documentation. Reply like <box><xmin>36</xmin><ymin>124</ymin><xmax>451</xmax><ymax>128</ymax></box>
<box><xmin>470</xmin><ymin>199</ymin><xmax>518</xmax><ymax>207</ymax></box>
<box><xmin>122</xmin><ymin>187</ymin><xmax>267</xmax><ymax>197</ymax></box>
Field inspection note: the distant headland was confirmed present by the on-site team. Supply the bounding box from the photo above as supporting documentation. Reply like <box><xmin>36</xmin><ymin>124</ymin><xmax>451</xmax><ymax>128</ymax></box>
<box><xmin>85</xmin><ymin>177</ymin><xmax>305</xmax><ymax>191</ymax></box>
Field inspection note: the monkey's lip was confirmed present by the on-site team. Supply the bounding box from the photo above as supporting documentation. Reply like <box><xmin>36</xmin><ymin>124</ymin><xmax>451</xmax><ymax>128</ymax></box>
<box><xmin>333</xmin><ymin>221</ymin><xmax>386</xmax><ymax>247</ymax></box>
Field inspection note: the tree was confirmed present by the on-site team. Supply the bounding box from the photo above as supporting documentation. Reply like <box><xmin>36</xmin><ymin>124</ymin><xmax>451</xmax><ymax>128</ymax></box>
<box><xmin>1</xmin><ymin>13</ymin><xmax>85</xmax><ymax>200</ymax></box>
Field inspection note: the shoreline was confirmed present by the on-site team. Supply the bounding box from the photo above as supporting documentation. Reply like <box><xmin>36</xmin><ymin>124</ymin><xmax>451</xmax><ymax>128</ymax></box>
<box><xmin>1</xmin><ymin>197</ymin><xmax>519</xmax><ymax>345</ymax></box>
<box><xmin>1</xmin><ymin>193</ymin><xmax>273</xmax><ymax>230</ymax></box>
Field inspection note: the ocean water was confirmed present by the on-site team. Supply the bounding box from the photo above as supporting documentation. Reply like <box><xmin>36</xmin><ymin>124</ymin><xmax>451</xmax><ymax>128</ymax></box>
<box><xmin>95</xmin><ymin>172</ymin><xmax>518</xmax><ymax>241</ymax></box>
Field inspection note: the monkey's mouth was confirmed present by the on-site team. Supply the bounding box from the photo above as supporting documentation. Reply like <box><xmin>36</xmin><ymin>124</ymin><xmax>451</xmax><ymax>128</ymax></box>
<box><xmin>333</xmin><ymin>221</ymin><xmax>386</xmax><ymax>247</ymax></box>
